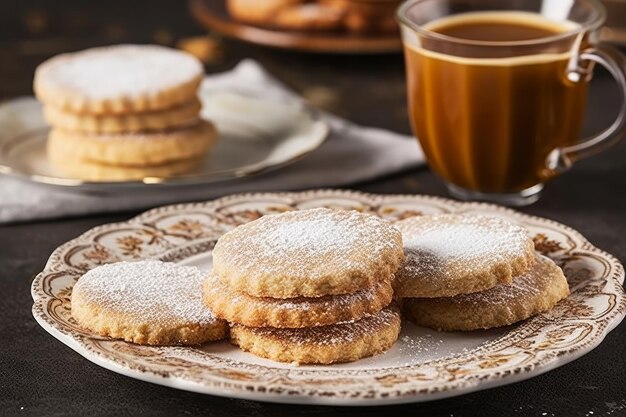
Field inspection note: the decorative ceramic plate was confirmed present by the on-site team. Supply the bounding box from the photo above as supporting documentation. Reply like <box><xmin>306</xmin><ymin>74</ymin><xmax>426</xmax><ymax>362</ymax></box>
<box><xmin>31</xmin><ymin>190</ymin><xmax>625</xmax><ymax>406</ymax></box>
<box><xmin>0</xmin><ymin>92</ymin><xmax>329</xmax><ymax>191</ymax></box>
<box><xmin>188</xmin><ymin>0</ymin><xmax>403</xmax><ymax>54</ymax></box>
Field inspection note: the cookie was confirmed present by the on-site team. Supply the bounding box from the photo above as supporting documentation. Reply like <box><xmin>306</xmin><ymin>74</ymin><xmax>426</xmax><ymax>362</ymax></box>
<box><xmin>320</xmin><ymin>0</ymin><xmax>399</xmax><ymax>33</ymax></box>
<box><xmin>44</xmin><ymin>99</ymin><xmax>202</xmax><ymax>133</ymax></box>
<box><xmin>402</xmin><ymin>255</ymin><xmax>570</xmax><ymax>331</ymax></box>
<box><xmin>273</xmin><ymin>3</ymin><xmax>344</xmax><ymax>31</ymax></box>
<box><xmin>227</xmin><ymin>0</ymin><xmax>301</xmax><ymax>25</ymax></box>
<box><xmin>71</xmin><ymin>261</ymin><xmax>228</xmax><ymax>345</ymax></box>
<box><xmin>230</xmin><ymin>305</ymin><xmax>401</xmax><ymax>364</ymax></box>
<box><xmin>204</xmin><ymin>272</ymin><xmax>393</xmax><ymax>328</ymax></box>
<box><xmin>47</xmin><ymin>120</ymin><xmax>217</xmax><ymax>167</ymax></box>
<box><xmin>344</xmin><ymin>11</ymin><xmax>397</xmax><ymax>33</ymax></box>
<box><xmin>34</xmin><ymin>44</ymin><xmax>203</xmax><ymax>114</ymax></box>
<box><xmin>48</xmin><ymin>153</ymin><xmax>202</xmax><ymax>181</ymax></box>
<box><xmin>394</xmin><ymin>214</ymin><xmax>535</xmax><ymax>298</ymax></box>
<box><xmin>212</xmin><ymin>207</ymin><xmax>404</xmax><ymax>298</ymax></box>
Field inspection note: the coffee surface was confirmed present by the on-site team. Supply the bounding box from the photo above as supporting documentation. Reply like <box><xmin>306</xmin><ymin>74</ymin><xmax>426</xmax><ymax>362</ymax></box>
<box><xmin>427</xmin><ymin>11</ymin><xmax>573</xmax><ymax>42</ymax></box>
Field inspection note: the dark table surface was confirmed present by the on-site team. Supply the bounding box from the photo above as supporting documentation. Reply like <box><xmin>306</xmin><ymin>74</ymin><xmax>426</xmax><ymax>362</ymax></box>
<box><xmin>1</xmin><ymin>1</ymin><xmax>626</xmax><ymax>416</ymax></box>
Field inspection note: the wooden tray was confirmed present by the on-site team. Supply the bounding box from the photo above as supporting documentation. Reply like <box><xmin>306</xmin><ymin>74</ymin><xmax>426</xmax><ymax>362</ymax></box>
<box><xmin>188</xmin><ymin>0</ymin><xmax>402</xmax><ymax>54</ymax></box>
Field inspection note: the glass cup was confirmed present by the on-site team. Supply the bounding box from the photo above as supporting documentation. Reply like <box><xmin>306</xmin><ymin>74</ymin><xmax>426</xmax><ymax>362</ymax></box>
<box><xmin>397</xmin><ymin>0</ymin><xmax>626</xmax><ymax>206</ymax></box>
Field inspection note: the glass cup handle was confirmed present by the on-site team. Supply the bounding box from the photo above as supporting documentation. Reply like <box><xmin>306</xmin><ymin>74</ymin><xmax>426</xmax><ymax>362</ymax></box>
<box><xmin>546</xmin><ymin>46</ymin><xmax>626</xmax><ymax>174</ymax></box>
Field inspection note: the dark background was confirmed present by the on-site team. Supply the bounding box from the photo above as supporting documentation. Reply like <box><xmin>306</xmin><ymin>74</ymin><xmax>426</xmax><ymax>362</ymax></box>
<box><xmin>1</xmin><ymin>1</ymin><xmax>625</xmax><ymax>416</ymax></box>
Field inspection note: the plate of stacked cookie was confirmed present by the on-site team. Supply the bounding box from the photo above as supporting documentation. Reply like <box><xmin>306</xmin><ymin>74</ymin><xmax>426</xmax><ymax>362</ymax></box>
<box><xmin>0</xmin><ymin>44</ymin><xmax>328</xmax><ymax>189</ymax></box>
<box><xmin>189</xmin><ymin>0</ymin><xmax>403</xmax><ymax>53</ymax></box>
<box><xmin>31</xmin><ymin>190</ymin><xmax>625</xmax><ymax>405</ymax></box>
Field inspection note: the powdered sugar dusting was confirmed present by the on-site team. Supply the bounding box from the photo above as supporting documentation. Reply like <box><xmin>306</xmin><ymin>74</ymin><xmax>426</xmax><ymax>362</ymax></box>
<box><xmin>264</xmin><ymin>217</ymin><xmax>360</xmax><ymax>251</ymax></box>
<box><xmin>400</xmin><ymin>333</ymin><xmax>444</xmax><ymax>355</ymax></box>
<box><xmin>72</xmin><ymin>260</ymin><xmax>218</xmax><ymax>326</ymax></box>
<box><xmin>401</xmin><ymin>214</ymin><xmax>529</xmax><ymax>263</ymax></box>
<box><xmin>213</xmin><ymin>208</ymin><xmax>402</xmax><ymax>282</ymax></box>
<box><xmin>37</xmin><ymin>45</ymin><xmax>202</xmax><ymax>99</ymax></box>
<box><xmin>397</xmin><ymin>214</ymin><xmax>532</xmax><ymax>282</ymax></box>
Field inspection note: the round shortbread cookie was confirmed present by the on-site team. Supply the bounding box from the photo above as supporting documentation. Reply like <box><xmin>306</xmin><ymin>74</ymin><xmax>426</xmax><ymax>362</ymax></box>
<box><xmin>321</xmin><ymin>0</ymin><xmax>399</xmax><ymax>33</ymax></box>
<box><xmin>48</xmin><ymin>153</ymin><xmax>202</xmax><ymax>181</ymax></box>
<box><xmin>230</xmin><ymin>305</ymin><xmax>401</xmax><ymax>364</ymax></box>
<box><xmin>44</xmin><ymin>99</ymin><xmax>201</xmax><ymax>133</ymax></box>
<box><xmin>71</xmin><ymin>261</ymin><xmax>228</xmax><ymax>345</ymax></box>
<box><xmin>204</xmin><ymin>272</ymin><xmax>393</xmax><ymax>328</ymax></box>
<box><xmin>227</xmin><ymin>0</ymin><xmax>301</xmax><ymax>25</ymax></box>
<box><xmin>47</xmin><ymin>120</ymin><xmax>217</xmax><ymax>167</ymax></box>
<box><xmin>402</xmin><ymin>255</ymin><xmax>570</xmax><ymax>331</ymax></box>
<box><xmin>34</xmin><ymin>44</ymin><xmax>203</xmax><ymax>114</ymax></box>
<box><xmin>273</xmin><ymin>3</ymin><xmax>344</xmax><ymax>31</ymax></box>
<box><xmin>393</xmin><ymin>214</ymin><xmax>535</xmax><ymax>298</ymax></box>
<box><xmin>343</xmin><ymin>10</ymin><xmax>397</xmax><ymax>33</ymax></box>
<box><xmin>212</xmin><ymin>207</ymin><xmax>404</xmax><ymax>298</ymax></box>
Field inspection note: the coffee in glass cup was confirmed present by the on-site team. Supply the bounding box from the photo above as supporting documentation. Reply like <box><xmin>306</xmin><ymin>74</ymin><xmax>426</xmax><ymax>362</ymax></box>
<box><xmin>397</xmin><ymin>0</ymin><xmax>626</xmax><ymax>205</ymax></box>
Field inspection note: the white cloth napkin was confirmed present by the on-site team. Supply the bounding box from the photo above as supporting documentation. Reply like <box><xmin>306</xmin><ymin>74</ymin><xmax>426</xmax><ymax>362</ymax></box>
<box><xmin>0</xmin><ymin>60</ymin><xmax>423</xmax><ymax>223</ymax></box>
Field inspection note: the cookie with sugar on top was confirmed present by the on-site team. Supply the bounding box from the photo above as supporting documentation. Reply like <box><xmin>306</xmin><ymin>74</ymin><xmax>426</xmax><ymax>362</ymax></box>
<box><xmin>71</xmin><ymin>260</ymin><xmax>228</xmax><ymax>345</ymax></box>
<box><xmin>211</xmin><ymin>207</ymin><xmax>404</xmax><ymax>298</ymax></box>
<box><xmin>402</xmin><ymin>255</ymin><xmax>569</xmax><ymax>331</ymax></box>
<box><xmin>272</xmin><ymin>2</ymin><xmax>344</xmax><ymax>31</ymax></box>
<box><xmin>393</xmin><ymin>214</ymin><xmax>535</xmax><ymax>298</ymax></box>
<box><xmin>226</xmin><ymin>0</ymin><xmax>300</xmax><ymax>25</ymax></box>
<box><xmin>34</xmin><ymin>44</ymin><xmax>204</xmax><ymax>114</ymax></box>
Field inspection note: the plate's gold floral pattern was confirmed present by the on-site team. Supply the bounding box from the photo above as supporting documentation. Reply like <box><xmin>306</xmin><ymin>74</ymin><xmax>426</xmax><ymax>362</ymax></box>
<box><xmin>31</xmin><ymin>190</ymin><xmax>625</xmax><ymax>405</ymax></box>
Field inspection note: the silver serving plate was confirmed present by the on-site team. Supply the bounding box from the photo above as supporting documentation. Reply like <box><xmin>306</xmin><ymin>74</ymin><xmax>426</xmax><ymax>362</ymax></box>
<box><xmin>0</xmin><ymin>92</ymin><xmax>329</xmax><ymax>192</ymax></box>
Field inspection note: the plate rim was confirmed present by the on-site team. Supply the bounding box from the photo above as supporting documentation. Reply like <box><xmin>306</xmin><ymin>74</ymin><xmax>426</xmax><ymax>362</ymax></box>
<box><xmin>30</xmin><ymin>190</ymin><xmax>626</xmax><ymax>405</ymax></box>
<box><xmin>0</xmin><ymin>96</ymin><xmax>330</xmax><ymax>190</ymax></box>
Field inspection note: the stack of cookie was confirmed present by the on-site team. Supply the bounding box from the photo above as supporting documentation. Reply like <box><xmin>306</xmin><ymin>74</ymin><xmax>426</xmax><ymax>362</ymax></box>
<box><xmin>34</xmin><ymin>44</ymin><xmax>218</xmax><ymax>181</ymax></box>
<box><xmin>393</xmin><ymin>214</ymin><xmax>570</xmax><ymax>331</ymax></box>
<box><xmin>68</xmin><ymin>209</ymin><xmax>572</xmax><ymax>359</ymax></box>
<box><xmin>204</xmin><ymin>207</ymin><xmax>404</xmax><ymax>364</ymax></box>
